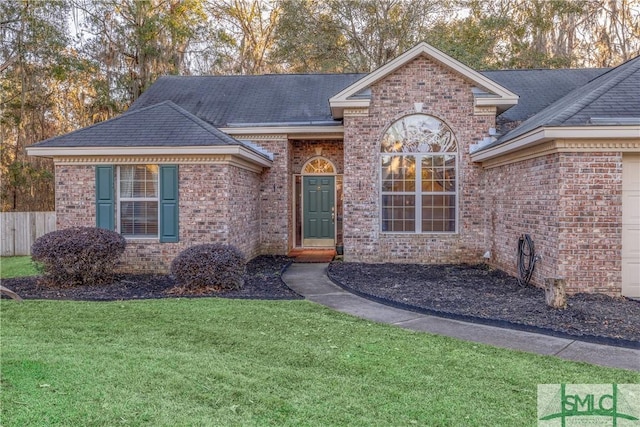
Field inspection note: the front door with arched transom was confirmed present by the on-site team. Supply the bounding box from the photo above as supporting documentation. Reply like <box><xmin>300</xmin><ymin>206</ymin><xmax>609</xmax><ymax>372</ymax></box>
<box><xmin>301</xmin><ymin>157</ymin><xmax>336</xmax><ymax>247</ymax></box>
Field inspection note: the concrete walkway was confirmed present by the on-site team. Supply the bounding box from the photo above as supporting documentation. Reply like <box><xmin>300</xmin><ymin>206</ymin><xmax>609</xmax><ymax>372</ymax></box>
<box><xmin>282</xmin><ymin>263</ymin><xmax>640</xmax><ymax>371</ymax></box>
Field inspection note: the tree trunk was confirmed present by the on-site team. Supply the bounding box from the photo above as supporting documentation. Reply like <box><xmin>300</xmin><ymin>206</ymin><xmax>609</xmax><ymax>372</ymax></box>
<box><xmin>545</xmin><ymin>278</ymin><xmax>567</xmax><ymax>309</ymax></box>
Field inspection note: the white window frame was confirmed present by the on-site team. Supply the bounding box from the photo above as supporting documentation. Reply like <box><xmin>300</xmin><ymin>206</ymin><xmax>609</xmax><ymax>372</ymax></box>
<box><xmin>380</xmin><ymin>153</ymin><xmax>458</xmax><ymax>234</ymax></box>
<box><xmin>116</xmin><ymin>165</ymin><xmax>160</xmax><ymax>239</ymax></box>
<box><xmin>379</xmin><ymin>114</ymin><xmax>459</xmax><ymax>234</ymax></box>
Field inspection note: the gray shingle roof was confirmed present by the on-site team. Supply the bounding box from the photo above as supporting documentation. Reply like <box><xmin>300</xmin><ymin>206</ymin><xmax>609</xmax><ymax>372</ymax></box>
<box><xmin>481</xmin><ymin>68</ymin><xmax>609</xmax><ymax>123</ymax></box>
<box><xmin>490</xmin><ymin>56</ymin><xmax>640</xmax><ymax>145</ymax></box>
<box><xmin>129</xmin><ymin>73</ymin><xmax>367</xmax><ymax>127</ymax></box>
<box><xmin>32</xmin><ymin>61</ymin><xmax>634</xmax><ymax>154</ymax></box>
<box><xmin>31</xmin><ymin>101</ymin><xmax>272</xmax><ymax>158</ymax></box>
<box><xmin>130</xmin><ymin>70</ymin><xmax>610</xmax><ymax>128</ymax></box>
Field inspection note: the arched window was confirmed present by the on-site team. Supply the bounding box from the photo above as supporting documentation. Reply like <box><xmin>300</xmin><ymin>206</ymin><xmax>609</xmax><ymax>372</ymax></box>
<box><xmin>380</xmin><ymin>114</ymin><xmax>458</xmax><ymax>233</ymax></box>
<box><xmin>302</xmin><ymin>157</ymin><xmax>336</xmax><ymax>174</ymax></box>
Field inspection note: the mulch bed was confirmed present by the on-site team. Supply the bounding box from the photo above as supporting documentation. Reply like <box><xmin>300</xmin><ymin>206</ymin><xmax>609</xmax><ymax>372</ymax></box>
<box><xmin>2</xmin><ymin>256</ymin><xmax>302</xmax><ymax>301</ymax></box>
<box><xmin>5</xmin><ymin>257</ymin><xmax>640</xmax><ymax>348</ymax></box>
<box><xmin>327</xmin><ymin>262</ymin><xmax>640</xmax><ymax>348</ymax></box>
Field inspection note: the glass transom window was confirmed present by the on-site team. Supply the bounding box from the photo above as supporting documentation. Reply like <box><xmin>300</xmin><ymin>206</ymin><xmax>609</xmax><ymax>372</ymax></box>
<box><xmin>117</xmin><ymin>165</ymin><xmax>159</xmax><ymax>238</ymax></box>
<box><xmin>380</xmin><ymin>114</ymin><xmax>458</xmax><ymax>233</ymax></box>
<box><xmin>303</xmin><ymin>157</ymin><xmax>336</xmax><ymax>174</ymax></box>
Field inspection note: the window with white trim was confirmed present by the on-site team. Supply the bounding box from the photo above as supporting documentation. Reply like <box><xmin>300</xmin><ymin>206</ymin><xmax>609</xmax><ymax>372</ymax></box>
<box><xmin>380</xmin><ymin>114</ymin><xmax>458</xmax><ymax>233</ymax></box>
<box><xmin>117</xmin><ymin>165</ymin><xmax>159</xmax><ymax>238</ymax></box>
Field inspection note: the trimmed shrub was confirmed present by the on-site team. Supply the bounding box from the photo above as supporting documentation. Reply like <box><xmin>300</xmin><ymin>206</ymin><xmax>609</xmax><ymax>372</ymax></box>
<box><xmin>171</xmin><ymin>244</ymin><xmax>246</xmax><ymax>291</ymax></box>
<box><xmin>31</xmin><ymin>227</ymin><xmax>126</xmax><ymax>286</ymax></box>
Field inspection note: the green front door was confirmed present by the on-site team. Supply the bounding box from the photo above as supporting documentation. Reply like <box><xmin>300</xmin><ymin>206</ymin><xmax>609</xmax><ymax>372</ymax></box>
<box><xmin>303</xmin><ymin>176</ymin><xmax>335</xmax><ymax>247</ymax></box>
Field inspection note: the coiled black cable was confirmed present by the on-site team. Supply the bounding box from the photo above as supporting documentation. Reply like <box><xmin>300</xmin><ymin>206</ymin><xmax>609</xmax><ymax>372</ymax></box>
<box><xmin>517</xmin><ymin>234</ymin><xmax>536</xmax><ymax>286</ymax></box>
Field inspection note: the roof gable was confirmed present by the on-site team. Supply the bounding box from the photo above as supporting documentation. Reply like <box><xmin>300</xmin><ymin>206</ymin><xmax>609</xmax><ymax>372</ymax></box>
<box><xmin>27</xmin><ymin>101</ymin><xmax>273</xmax><ymax>167</ymax></box>
<box><xmin>32</xmin><ymin>101</ymin><xmax>246</xmax><ymax>148</ymax></box>
<box><xmin>329</xmin><ymin>42</ymin><xmax>519</xmax><ymax>118</ymax></box>
<box><xmin>497</xmin><ymin>54</ymin><xmax>640</xmax><ymax>144</ymax></box>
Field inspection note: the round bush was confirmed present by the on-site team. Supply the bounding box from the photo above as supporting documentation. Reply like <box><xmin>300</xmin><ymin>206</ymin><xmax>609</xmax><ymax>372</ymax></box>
<box><xmin>171</xmin><ymin>244</ymin><xmax>246</xmax><ymax>291</ymax></box>
<box><xmin>31</xmin><ymin>226</ymin><xmax>126</xmax><ymax>286</ymax></box>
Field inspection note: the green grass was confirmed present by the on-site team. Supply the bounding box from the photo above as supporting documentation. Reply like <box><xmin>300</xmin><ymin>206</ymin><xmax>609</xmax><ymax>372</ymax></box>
<box><xmin>2</xmin><ymin>299</ymin><xmax>638</xmax><ymax>426</ymax></box>
<box><xmin>0</xmin><ymin>256</ymin><xmax>39</xmax><ymax>279</ymax></box>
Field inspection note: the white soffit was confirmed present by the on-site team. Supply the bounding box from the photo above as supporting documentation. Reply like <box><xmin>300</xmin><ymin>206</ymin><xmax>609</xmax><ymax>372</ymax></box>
<box><xmin>470</xmin><ymin>125</ymin><xmax>640</xmax><ymax>162</ymax></box>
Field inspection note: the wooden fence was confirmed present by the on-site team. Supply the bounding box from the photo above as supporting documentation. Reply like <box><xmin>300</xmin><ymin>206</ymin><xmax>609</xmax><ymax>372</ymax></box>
<box><xmin>1</xmin><ymin>212</ymin><xmax>56</xmax><ymax>256</ymax></box>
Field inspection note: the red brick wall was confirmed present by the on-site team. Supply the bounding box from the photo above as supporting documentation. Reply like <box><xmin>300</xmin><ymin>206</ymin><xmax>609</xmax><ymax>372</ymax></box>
<box><xmin>342</xmin><ymin>54</ymin><xmax>494</xmax><ymax>263</ymax></box>
<box><xmin>255</xmin><ymin>138</ymin><xmax>291</xmax><ymax>254</ymax></box>
<box><xmin>482</xmin><ymin>154</ymin><xmax>562</xmax><ymax>287</ymax></box>
<box><xmin>227</xmin><ymin>165</ymin><xmax>262</xmax><ymax>259</ymax></box>
<box><xmin>179</xmin><ymin>164</ymin><xmax>231</xmax><ymax>243</ymax></box>
<box><xmin>55</xmin><ymin>165</ymin><xmax>95</xmax><ymax>229</ymax></box>
<box><xmin>557</xmin><ymin>152</ymin><xmax>623</xmax><ymax>294</ymax></box>
<box><xmin>290</xmin><ymin>140</ymin><xmax>344</xmax><ymax>174</ymax></box>
<box><xmin>483</xmin><ymin>151</ymin><xmax>623</xmax><ymax>295</ymax></box>
<box><xmin>55</xmin><ymin>162</ymin><xmax>262</xmax><ymax>274</ymax></box>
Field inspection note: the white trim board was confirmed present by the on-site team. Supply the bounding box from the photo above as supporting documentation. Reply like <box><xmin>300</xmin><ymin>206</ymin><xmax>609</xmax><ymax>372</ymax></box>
<box><xmin>471</xmin><ymin>126</ymin><xmax>640</xmax><ymax>162</ymax></box>
<box><xmin>26</xmin><ymin>145</ymin><xmax>274</xmax><ymax>168</ymax></box>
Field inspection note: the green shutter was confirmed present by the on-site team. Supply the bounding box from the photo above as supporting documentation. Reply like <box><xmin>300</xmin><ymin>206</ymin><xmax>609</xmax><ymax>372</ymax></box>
<box><xmin>159</xmin><ymin>165</ymin><xmax>179</xmax><ymax>243</ymax></box>
<box><xmin>95</xmin><ymin>166</ymin><xmax>114</xmax><ymax>230</ymax></box>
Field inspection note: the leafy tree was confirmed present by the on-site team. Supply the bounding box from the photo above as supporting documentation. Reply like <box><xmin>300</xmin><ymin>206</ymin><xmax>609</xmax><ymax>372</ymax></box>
<box><xmin>430</xmin><ymin>0</ymin><xmax>640</xmax><ymax>70</ymax></box>
<box><xmin>330</xmin><ymin>0</ymin><xmax>448</xmax><ymax>71</ymax></box>
<box><xmin>274</xmin><ymin>0</ymin><xmax>448</xmax><ymax>73</ymax></box>
<box><xmin>75</xmin><ymin>0</ymin><xmax>209</xmax><ymax>102</ymax></box>
<box><xmin>0</xmin><ymin>0</ymin><xmax>74</xmax><ymax>211</ymax></box>
<box><xmin>582</xmin><ymin>0</ymin><xmax>640</xmax><ymax>67</ymax></box>
<box><xmin>426</xmin><ymin>11</ymin><xmax>511</xmax><ymax>70</ymax></box>
<box><xmin>206</xmin><ymin>0</ymin><xmax>282</xmax><ymax>74</ymax></box>
<box><xmin>272</xmin><ymin>0</ymin><xmax>347</xmax><ymax>72</ymax></box>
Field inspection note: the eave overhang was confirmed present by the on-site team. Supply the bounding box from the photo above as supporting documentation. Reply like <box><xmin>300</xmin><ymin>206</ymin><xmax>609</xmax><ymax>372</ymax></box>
<box><xmin>221</xmin><ymin>125</ymin><xmax>344</xmax><ymax>140</ymax></box>
<box><xmin>26</xmin><ymin>145</ymin><xmax>273</xmax><ymax>169</ymax></box>
<box><xmin>470</xmin><ymin>125</ymin><xmax>640</xmax><ymax>164</ymax></box>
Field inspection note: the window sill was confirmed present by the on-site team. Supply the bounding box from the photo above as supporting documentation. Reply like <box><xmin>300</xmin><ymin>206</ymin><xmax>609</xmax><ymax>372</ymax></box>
<box><xmin>123</xmin><ymin>236</ymin><xmax>160</xmax><ymax>242</ymax></box>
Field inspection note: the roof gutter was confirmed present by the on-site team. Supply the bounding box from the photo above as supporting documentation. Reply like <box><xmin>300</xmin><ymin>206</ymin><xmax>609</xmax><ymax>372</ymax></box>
<box><xmin>221</xmin><ymin>124</ymin><xmax>344</xmax><ymax>139</ymax></box>
<box><xmin>26</xmin><ymin>145</ymin><xmax>273</xmax><ymax>168</ymax></box>
<box><xmin>226</xmin><ymin>121</ymin><xmax>341</xmax><ymax>127</ymax></box>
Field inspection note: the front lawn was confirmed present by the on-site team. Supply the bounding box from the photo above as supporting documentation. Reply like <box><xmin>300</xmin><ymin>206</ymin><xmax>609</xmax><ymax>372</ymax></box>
<box><xmin>0</xmin><ymin>256</ymin><xmax>38</xmax><ymax>279</ymax></box>
<box><xmin>2</xmin><ymin>299</ymin><xmax>638</xmax><ymax>426</ymax></box>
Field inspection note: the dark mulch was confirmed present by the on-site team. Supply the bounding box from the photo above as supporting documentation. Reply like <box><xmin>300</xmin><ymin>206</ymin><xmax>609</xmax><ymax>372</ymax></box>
<box><xmin>328</xmin><ymin>262</ymin><xmax>640</xmax><ymax>348</ymax></box>
<box><xmin>2</xmin><ymin>256</ymin><xmax>302</xmax><ymax>301</ymax></box>
<box><xmin>5</xmin><ymin>256</ymin><xmax>640</xmax><ymax>348</ymax></box>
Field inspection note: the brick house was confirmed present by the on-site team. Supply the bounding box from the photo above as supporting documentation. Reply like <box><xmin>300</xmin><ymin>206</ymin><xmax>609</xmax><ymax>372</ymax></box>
<box><xmin>27</xmin><ymin>43</ymin><xmax>640</xmax><ymax>297</ymax></box>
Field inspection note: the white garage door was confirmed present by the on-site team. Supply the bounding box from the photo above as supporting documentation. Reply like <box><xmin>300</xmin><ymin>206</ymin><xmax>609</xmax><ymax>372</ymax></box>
<box><xmin>622</xmin><ymin>153</ymin><xmax>640</xmax><ymax>297</ymax></box>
